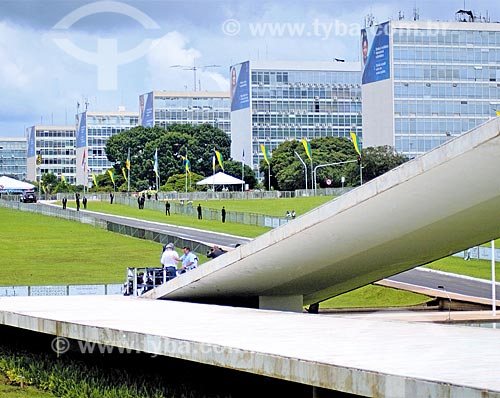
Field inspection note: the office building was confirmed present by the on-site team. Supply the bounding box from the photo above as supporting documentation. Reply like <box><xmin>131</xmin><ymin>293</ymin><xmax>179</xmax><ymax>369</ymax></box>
<box><xmin>230</xmin><ymin>60</ymin><xmax>362</xmax><ymax>172</ymax></box>
<box><xmin>26</xmin><ymin>126</ymin><xmax>76</xmax><ymax>184</ymax></box>
<box><xmin>139</xmin><ymin>91</ymin><xmax>230</xmax><ymax>137</ymax></box>
<box><xmin>0</xmin><ymin>137</ymin><xmax>27</xmax><ymax>181</ymax></box>
<box><xmin>75</xmin><ymin>109</ymin><xmax>139</xmax><ymax>186</ymax></box>
<box><xmin>362</xmin><ymin>19</ymin><xmax>500</xmax><ymax>158</ymax></box>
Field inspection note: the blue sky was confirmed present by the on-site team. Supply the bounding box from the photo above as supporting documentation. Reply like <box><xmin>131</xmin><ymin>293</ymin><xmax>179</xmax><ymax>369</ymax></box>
<box><xmin>0</xmin><ymin>0</ymin><xmax>497</xmax><ymax>137</ymax></box>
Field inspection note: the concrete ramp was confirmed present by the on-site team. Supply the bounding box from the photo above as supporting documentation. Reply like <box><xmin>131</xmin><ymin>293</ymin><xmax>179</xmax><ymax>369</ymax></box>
<box><xmin>145</xmin><ymin>118</ymin><xmax>500</xmax><ymax>308</ymax></box>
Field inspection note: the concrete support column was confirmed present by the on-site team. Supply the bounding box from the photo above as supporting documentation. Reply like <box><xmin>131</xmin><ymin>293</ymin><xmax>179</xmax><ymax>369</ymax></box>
<box><xmin>259</xmin><ymin>295</ymin><xmax>303</xmax><ymax>312</ymax></box>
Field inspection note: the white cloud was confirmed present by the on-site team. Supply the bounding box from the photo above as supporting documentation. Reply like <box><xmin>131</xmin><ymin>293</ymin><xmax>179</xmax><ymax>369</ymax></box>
<box><xmin>145</xmin><ymin>31</ymin><xmax>228</xmax><ymax>92</ymax></box>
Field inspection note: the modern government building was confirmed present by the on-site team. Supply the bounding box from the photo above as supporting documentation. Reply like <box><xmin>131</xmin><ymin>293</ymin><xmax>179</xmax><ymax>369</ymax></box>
<box><xmin>0</xmin><ymin>138</ymin><xmax>27</xmax><ymax>181</ymax></box>
<box><xmin>4</xmin><ymin>13</ymin><xmax>500</xmax><ymax>186</ymax></box>
<box><xmin>230</xmin><ymin>60</ymin><xmax>362</xmax><ymax>172</ymax></box>
<box><xmin>75</xmin><ymin>110</ymin><xmax>139</xmax><ymax>187</ymax></box>
<box><xmin>362</xmin><ymin>18</ymin><xmax>500</xmax><ymax>158</ymax></box>
<box><xmin>139</xmin><ymin>91</ymin><xmax>231</xmax><ymax>137</ymax></box>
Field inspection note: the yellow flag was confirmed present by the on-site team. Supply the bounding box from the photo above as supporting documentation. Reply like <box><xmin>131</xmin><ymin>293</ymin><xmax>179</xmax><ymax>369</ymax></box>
<box><xmin>122</xmin><ymin>167</ymin><xmax>128</xmax><ymax>181</ymax></box>
<box><xmin>61</xmin><ymin>175</ymin><xmax>66</xmax><ymax>183</ymax></box>
<box><xmin>91</xmin><ymin>173</ymin><xmax>98</xmax><ymax>187</ymax></box>
<box><xmin>496</xmin><ymin>109</ymin><xmax>500</xmax><ymax>117</ymax></box>
<box><xmin>350</xmin><ymin>132</ymin><xmax>361</xmax><ymax>156</ymax></box>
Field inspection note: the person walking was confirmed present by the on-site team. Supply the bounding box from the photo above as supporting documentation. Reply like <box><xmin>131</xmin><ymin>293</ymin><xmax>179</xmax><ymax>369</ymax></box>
<box><xmin>221</xmin><ymin>206</ymin><xmax>226</xmax><ymax>223</ymax></box>
<box><xmin>75</xmin><ymin>192</ymin><xmax>80</xmax><ymax>211</ymax></box>
<box><xmin>62</xmin><ymin>196</ymin><xmax>67</xmax><ymax>209</ymax></box>
<box><xmin>110</xmin><ymin>192</ymin><xmax>114</xmax><ymax>204</ymax></box>
<box><xmin>197</xmin><ymin>204</ymin><xmax>202</xmax><ymax>220</ymax></box>
<box><xmin>82</xmin><ymin>196</ymin><xmax>87</xmax><ymax>209</ymax></box>
<box><xmin>165</xmin><ymin>200</ymin><xmax>171</xmax><ymax>216</ymax></box>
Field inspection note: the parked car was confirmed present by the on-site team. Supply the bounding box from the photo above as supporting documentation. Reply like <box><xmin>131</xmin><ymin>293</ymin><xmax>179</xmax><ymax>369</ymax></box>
<box><xmin>20</xmin><ymin>191</ymin><xmax>37</xmax><ymax>203</ymax></box>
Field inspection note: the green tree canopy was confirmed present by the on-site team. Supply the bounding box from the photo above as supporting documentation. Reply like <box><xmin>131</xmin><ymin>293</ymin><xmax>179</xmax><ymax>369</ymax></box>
<box><xmin>345</xmin><ymin>145</ymin><xmax>408</xmax><ymax>185</ymax></box>
<box><xmin>104</xmin><ymin>123</ymin><xmax>232</xmax><ymax>191</ymax></box>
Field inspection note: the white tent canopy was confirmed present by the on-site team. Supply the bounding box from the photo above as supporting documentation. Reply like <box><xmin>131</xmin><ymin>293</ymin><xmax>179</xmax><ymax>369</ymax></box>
<box><xmin>0</xmin><ymin>176</ymin><xmax>35</xmax><ymax>192</ymax></box>
<box><xmin>196</xmin><ymin>172</ymin><xmax>245</xmax><ymax>185</ymax></box>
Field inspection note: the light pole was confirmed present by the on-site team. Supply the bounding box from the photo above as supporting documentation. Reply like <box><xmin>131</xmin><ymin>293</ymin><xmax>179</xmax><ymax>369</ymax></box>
<box><xmin>313</xmin><ymin>160</ymin><xmax>358</xmax><ymax>195</ymax></box>
<box><xmin>294</xmin><ymin>151</ymin><xmax>308</xmax><ymax>191</ymax></box>
<box><xmin>491</xmin><ymin>240</ymin><xmax>497</xmax><ymax>317</ymax></box>
<box><xmin>438</xmin><ymin>285</ymin><xmax>451</xmax><ymax>322</ymax></box>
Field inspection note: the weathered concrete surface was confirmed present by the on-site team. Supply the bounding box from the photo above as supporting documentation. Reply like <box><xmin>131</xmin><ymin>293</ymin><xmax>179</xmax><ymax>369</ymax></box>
<box><xmin>146</xmin><ymin>118</ymin><xmax>500</xmax><ymax>305</ymax></box>
<box><xmin>1</xmin><ymin>295</ymin><xmax>500</xmax><ymax>397</ymax></box>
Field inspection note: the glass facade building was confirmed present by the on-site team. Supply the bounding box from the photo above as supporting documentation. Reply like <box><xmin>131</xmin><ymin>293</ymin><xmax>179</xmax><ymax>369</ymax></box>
<box><xmin>363</xmin><ymin>20</ymin><xmax>500</xmax><ymax>158</ymax></box>
<box><xmin>26</xmin><ymin>126</ymin><xmax>76</xmax><ymax>184</ymax></box>
<box><xmin>231</xmin><ymin>60</ymin><xmax>361</xmax><ymax>172</ymax></box>
<box><xmin>139</xmin><ymin>91</ymin><xmax>230</xmax><ymax>137</ymax></box>
<box><xmin>0</xmin><ymin>137</ymin><xmax>27</xmax><ymax>181</ymax></box>
<box><xmin>76</xmin><ymin>110</ymin><xmax>139</xmax><ymax>186</ymax></box>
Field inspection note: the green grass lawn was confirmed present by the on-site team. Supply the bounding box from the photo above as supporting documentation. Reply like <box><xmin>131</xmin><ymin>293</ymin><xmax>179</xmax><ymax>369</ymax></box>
<box><xmin>0</xmin><ymin>375</ymin><xmax>56</xmax><ymax>398</ymax></box>
<box><xmin>0</xmin><ymin>207</ymin><xmax>161</xmax><ymax>285</ymax></box>
<box><xmin>320</xmin><ymin>284</ymin><xmax>430</xmax><ymax>309</ymax></box>
<box><xmin>195</xmin><ymin>196</ymin><xmax>334</xmax><ymax>217</ymax></box>
<box><xmin>426</xmin><ymin>255</ymin><xmax>500</xmax><ymax>280</ymax></box>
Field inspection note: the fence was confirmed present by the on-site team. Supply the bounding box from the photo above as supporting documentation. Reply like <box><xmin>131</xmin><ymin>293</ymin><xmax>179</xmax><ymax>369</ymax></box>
<box><xmin>0</xmin><ymin>284</ymin><xmax>123</xmax><ymax>297</ymax></box>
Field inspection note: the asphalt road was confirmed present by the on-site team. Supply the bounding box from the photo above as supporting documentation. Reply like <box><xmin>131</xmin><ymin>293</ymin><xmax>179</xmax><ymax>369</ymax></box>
<box><xmin>388</xmin><ymin>267</ymin><xmax>500</xmax><ymax>301</ymax></box>
<box><xmin>67</xmin><ymin>206</ymin><xmax>252</xmax><ymax>248</ymax></box>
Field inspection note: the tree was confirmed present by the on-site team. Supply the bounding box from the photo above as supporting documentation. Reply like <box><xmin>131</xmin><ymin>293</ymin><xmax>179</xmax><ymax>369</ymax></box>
<box><xmin>105</xmin><ymin>123</ymin><xmax>231</xmax><ymax>190</ymax></box>
<box><xmin>345</xmin><ymin>145</ymin><xmax>408</xmax><ymax>185</ymax></box>
<box><xmin>222</xmin><ymin>160</ymin><xmax>257</xmax><ymax>190</ymax></box>
<box><xmin>266</xmin><ymin>137</ymin><xmax>359</xmax><ymax>191</ymax></box>
<box><xmin>164</xmin><ymin>172</ymin><xmax>204</xmax><ymax>192</ymax></box>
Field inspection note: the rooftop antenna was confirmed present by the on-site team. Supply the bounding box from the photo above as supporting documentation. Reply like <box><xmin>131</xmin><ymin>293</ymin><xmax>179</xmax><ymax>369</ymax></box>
<box><xmin>170</xmin><ymin>62</ymin><xmax>221</xmax><ymax>91</ymax></box>
<box><xmin>364</xmin><ymin>13</ymin><xmax>375</xmax><ymax>27</ymax></box>
<box><xmin>398</xmin><ymin>10</ymin><xmax>405</xmax><ymax>20</ymax></box>
<box><xmin>413</xmin><ymin>6</ymin><xmax>419</xmax><ymax>21</ymax></box>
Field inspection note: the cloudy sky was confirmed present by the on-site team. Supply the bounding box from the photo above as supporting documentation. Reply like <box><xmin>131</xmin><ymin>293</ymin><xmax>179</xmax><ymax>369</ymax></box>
<box><xmin>0</xmin><ymin>0</ymin><xmax>497</xmax><ymax>137</ymax></box>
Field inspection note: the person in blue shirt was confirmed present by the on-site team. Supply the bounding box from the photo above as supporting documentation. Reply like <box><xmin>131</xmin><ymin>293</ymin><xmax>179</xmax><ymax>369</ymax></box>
<box><xmin>176</xmin><ymin>246</ymin><xmax>198</xmax><ymax>273</ymax></box>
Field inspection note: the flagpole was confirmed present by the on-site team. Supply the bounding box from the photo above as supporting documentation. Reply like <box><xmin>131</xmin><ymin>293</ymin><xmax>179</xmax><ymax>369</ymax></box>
<box><xmin>212</xmin><ymin>151</ymin><xmax>215</xmax><ymax>194</ymax></box>
<box><xmin>241</xmin><ymin>161</ymin><xmax>244</xmax><ymax>193</ymax></box>
<box><xmin>127</xmin><ymin>148</ymin><xmax>130</xmax><ymax>193</ymax></box>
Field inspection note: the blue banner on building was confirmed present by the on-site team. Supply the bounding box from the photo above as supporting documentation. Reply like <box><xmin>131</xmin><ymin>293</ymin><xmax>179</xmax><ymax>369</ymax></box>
<box><xmin>76</xmin><ymin>112</ymin><xmax>87</xmax><ymax>149</ymax></box>
<box><xmin>361</xmin><ymin>21</ymin><xmax>390</xmax><ymax>84</ymax></box>
<box><xmin>230</xmin><ymin>61</ymin><xmax>250</xmax><ymax>111</ymax></box>
<box><xmin>27</xmin><ymin>127</ymin><xmax>36</xmax><ymax>158</ymax></box>
<box><xmin>140</xmin><ymin>92</ymin><xmax>154</xmax><ymax>127</ymax></box>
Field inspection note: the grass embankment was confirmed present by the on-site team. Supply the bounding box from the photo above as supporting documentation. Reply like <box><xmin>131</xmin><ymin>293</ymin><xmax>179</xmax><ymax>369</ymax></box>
<box><xmin>0</xmin><ymin>207</ymin><xmax>160</xmax><ymax>286</ymax></box>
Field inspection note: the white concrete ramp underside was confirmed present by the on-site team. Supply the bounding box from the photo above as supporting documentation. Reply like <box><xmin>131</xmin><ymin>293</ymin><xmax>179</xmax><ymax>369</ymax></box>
<box><xmin>145</xmin><ymin>118</ymin><xmax>500</xmax><ymax>306</ymax></box>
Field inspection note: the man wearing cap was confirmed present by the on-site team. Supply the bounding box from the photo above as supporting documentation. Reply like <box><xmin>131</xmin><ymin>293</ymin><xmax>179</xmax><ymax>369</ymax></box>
<box><xmin>160</xmin><ymin>243</ymin><xmax>179</xmax><ymax>281</ymax></box>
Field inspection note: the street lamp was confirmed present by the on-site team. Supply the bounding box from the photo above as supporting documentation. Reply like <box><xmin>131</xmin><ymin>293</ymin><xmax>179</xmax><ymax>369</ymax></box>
<box><xmin>313</xmin><ymin>160</ymin><xmax>358</xmax><ymax>195</ymax></box>
<box><xmin>294</xmin><ymin>151</ymin><xmax>308</xmax><ymax>191</ymax></box>
<box><xmin>438</xmin><ymin>285</ymin><xmax>451</xmax><ymax>322</ymax></box>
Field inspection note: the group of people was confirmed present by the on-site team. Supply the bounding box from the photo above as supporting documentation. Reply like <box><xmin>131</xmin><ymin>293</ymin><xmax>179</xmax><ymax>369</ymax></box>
<box><xmin>161</xmin><ymin>242</ymin><xmax>229</xmax><ymax>279</ymax></box>
<box><xmin>62</xmin><ymin>193</ymin><xmax>87</xmax><ymax>211</ymax></box>
<box><xmin>196</xmin><ymin>204</ymin><xmax>226</xmax><ymax>223</ymax></box>
<box><xmin>285</xmin><ymin>210</ymin><xmax>296</xmax><ymax>220</ymax></box>
<box><xmin>160</xmin><ymin>243</ymin><xmax>199</xmax><ymax>274</ymax></box>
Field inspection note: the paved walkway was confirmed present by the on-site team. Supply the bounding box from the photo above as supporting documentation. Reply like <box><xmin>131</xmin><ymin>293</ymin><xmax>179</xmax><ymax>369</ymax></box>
<box><xmin>1</xmin><ymin>295</ymin><xmax>500</xmax><ymax>397</ymax></box>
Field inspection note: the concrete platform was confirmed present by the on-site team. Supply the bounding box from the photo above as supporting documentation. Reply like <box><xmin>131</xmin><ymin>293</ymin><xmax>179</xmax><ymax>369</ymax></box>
<box><xmin>1</xmin><ymin>295</ymin><xmax>500</xmax><ymax>397</ymax></box>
